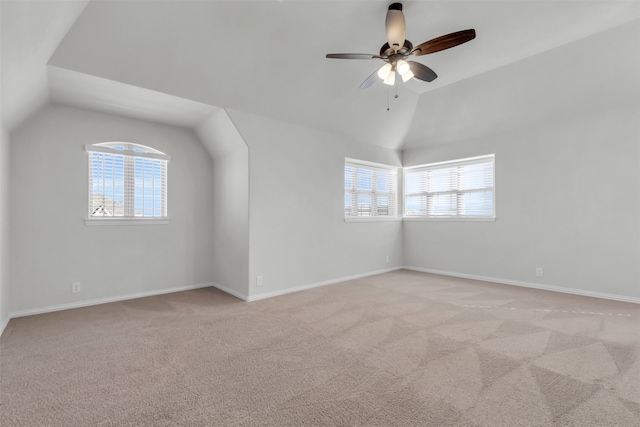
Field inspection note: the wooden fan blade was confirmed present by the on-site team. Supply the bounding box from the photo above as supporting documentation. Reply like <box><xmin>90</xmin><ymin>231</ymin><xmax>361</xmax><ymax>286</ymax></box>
<box><xmin>359</xmin><ymin>69</ymin><xmax>379</xmax><ymax>89</ymax></box>
<box><xmin>408</xmin><ymin>61</ymin><xmax>437</xmax><ymax>82</ymax></box>
<box><xmin>411</xmin><ymin>29</ymin><xmax>476</xmax><ymax>56</ymax></box>
<box><xmin>326</xmin><ymin>53</ymin><xmax>379</xmax><ymax>60</ymax></box>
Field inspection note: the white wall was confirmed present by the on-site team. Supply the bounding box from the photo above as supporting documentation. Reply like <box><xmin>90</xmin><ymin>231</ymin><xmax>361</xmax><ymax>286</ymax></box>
<box><xmin>403</xmin><ymin>105</ymin><xmax>640</xmax><ymax>300</ymax></box>
<box><xmin>196</xmin><ymin>109</ymin><xmax>250</xmax><ymax>298</ymax></box>
<box><xmin>210</xmin><ymin>149</ymin><xmax>249</xmax><ymax>297</ymax></box>
<box><xmin>227</xmin><ymin>110</ymin><xmax>404</xmax><ymax>299</ymax></box>
<box><xmin>401</xmin><ymin>20</ymin><xmax>640</xmax><ymax>301</ymax></box>
<box><xmin>0</xmin><ymin>124</ymin><xmax>10</xmax><ymax>331</ymax></box>
<box><xmin>9</xmin><ymin>105</ymin><xmax>214</xmax><ymax>313</ymax></box>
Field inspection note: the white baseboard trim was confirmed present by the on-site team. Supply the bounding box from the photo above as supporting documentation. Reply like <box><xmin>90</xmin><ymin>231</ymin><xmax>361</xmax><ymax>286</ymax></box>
<box><xmin>0</xmin><ymin>315</ymin><xmax>10</xmax><ymax>339</ymax></box>
<box><xmin>403</xmin><ymin>266</ymin><xmax>640</xmax><ymax>304</ymax></box>
<box><xmin>211</xmin><ymin>283</ymin><xmax>249</xmax><ymax>302</ymax></box>
<box><xmin>246</xmin><ymin>267</ymin><xmax>403</xmax><ymax>302</ymax></box>
<box><xmin>1</xmin><ymin>269</ymin><xmax>400</xmax><ymax>336</ymax></box>
<box><xmin>8</xmin><ymin>282</ymin><xmax>215</xmax><ymax>320</ymax></box>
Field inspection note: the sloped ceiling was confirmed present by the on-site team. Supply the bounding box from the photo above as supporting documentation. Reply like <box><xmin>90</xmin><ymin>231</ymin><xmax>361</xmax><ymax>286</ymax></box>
<box><xmin>48</xmin><ymin>66</ymin><xmax>220</xmax><ymax>128</ymax></box>
<box><xmin>0</xmin><ymin>0</ymin><xmax>88</xmax><ymax>131</ymax></box>
<box><xmin>3</xmin><ymin>1</ymin><xmax>640</xmax><ymax>149</ymax></box>
<box><xmin>403</xmin><ymin>19</ymin><xmax>640</xmax><ymax>148</ymax></box>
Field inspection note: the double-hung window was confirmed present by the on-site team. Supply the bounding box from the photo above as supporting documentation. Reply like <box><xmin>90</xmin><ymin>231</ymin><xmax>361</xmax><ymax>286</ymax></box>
<box><xmin>404</xmin><ymin>154</ymin><xmax>495</xmax><ymax>219</ymax></box>
<box><xmin>344</xmin><ymin>159</ymin><xmax>398</xmax><ymax>220</ymax></box>
<box><xmin>86</xmin><ymin>142</ymin><xmax>170</xmax><ymax>224</ymax></box>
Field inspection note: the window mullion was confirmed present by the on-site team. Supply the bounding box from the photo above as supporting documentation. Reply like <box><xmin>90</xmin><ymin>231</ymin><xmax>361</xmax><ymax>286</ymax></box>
<box><xmin>163</xmin><ymin>162</ymin><xmax>167</xmax><ymax>217</ymax></box>
<box><xmin>88</xmin><ymin>154</ymin><xmax>94</xmax><ymax>217</ymax></box>
<box><xmin>456</xmin><ymin>166</ymin><xmax>462</xmax><ymax>216</ymax></box>
<box><xmin>110</xmin><ymin>154</ymin><xmax>116</xmax><ymax>215</ymax></box>
<box><xmin>350</xmin><ymin>168</ymin><xmax>357</xmax><ymax>216</ymax></box>
<box><xmin>101</xmin><ymin>154</ymin><xmax>106</xmax><ymax>210</ymax></box>
<box><xmin>371</xmin><ymin>170</ymin><xmax>377</xmax><ymax>216</ymax></box>
<box><xmin>124</xmin><ymin>155</ymin><xmax>134</xmax><ymax>217</ymax></box>
<box><xmin>152</xmin><ymin>160</ymin><xmax>156</xmax><ymax>217</ymax></box>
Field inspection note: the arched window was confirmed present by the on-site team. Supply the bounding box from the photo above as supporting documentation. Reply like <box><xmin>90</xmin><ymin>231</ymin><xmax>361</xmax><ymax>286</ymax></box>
<box><xmin>86</xmin><ymin>142</ymin><xmax>170</xmax><ymax>222</ymax></box>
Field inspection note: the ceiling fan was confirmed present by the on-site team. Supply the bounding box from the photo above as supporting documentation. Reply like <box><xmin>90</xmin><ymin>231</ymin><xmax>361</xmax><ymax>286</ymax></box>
<box><xmin>326</xmin><ymin>3</ymin><xmax>476</xmax><ymax>88</ymax></box>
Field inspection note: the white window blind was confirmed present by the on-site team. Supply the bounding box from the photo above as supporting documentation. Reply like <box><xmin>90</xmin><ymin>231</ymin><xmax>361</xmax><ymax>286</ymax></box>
<box><xmin>86</xmin><ymin>142</ymin><xmax>169</xmax><ymax>219</ymax></box>
<box><xmin>345</xmin><ymin>159</ymin><xmax>398</xmax><ymax>218</ymax></box>
<box><xmin>404</xmin><ymin>154</ymin><xmax>494</xmax><ymax>218</ymax></box>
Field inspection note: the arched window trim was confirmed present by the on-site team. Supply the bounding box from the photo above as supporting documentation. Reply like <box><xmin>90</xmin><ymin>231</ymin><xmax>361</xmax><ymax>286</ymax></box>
<box><xmin>86</xmin><ymin>142</ymin><xmax>171</xmax><ymax>161</ymax></box>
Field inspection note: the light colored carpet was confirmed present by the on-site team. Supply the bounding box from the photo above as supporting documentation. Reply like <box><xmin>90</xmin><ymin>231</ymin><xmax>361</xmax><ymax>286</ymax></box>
<box><xmin>1</xmin><ymin>270</ymin><xmax>639</xmax><ymax>426</ymax></box>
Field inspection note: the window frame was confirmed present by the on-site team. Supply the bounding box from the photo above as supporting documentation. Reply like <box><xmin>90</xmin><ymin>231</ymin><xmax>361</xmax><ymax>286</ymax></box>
<box><xmin>403</xmin><ymin>154</ymin><xmax>495</xmax><ymax>221</ymax></box>
<box><xmin>344</xmin><ymin>158</ymin><xmax>400</xmax><ymax>222</ymax></box>
<box><xmin>85</xmin><ymin>142</ymin><xmax>171</xmax><ymax>226</ymax></box>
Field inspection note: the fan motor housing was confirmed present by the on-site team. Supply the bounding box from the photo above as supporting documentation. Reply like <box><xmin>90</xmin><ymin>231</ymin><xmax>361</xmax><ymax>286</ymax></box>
<box><xmin>380</xmin><ymin>40</ymin><xmax>413</xmax><ymax>58</ymax></box>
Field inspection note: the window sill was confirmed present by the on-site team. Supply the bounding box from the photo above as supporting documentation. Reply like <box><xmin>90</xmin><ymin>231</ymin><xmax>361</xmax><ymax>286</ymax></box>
<box><xmin>403</xmin><ymin>216</ymin><xmax>496</xmax><ymax>222</ymax></box>
<box><xmin>85</xmin><ymin>218</ymin><xmax>170</xmax><ymax>226</ymax></box>
<box><xmin>344</xmin><ymin>217</ymin><xmax>402</xmax><ymax>223</ymax></box>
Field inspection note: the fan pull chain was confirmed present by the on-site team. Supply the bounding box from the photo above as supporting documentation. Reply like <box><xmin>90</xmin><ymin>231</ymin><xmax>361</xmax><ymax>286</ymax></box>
<box><xmin>386</xmin><ymin>81</ymin><xmax>400</xmax><ymax>111</ymax></box>
<box><xmin>387</xmin><ymin>86</ymin><xmax>390</xmax><ymax>111</ymax></box>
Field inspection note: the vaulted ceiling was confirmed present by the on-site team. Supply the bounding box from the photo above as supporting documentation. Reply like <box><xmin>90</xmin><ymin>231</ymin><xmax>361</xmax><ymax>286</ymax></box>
<box><xmin>2</xmin><ymin>1</ymin><xmax>639</xmax><ymax>149</ymax></box>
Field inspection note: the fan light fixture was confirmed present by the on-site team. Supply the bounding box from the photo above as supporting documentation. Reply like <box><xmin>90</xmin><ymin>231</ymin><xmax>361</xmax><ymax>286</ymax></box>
<box><xmin>379</xmin><ymin>60</ymin><xmax>411</xmax><ymax>85</ymax></box>
<box><xmin>377</xmin><ymin>63</ymin><xmax>392</xmax><ymax>79</ymax></box>
<box><xmin>401</xmin><ymin>69</ymin><xmax>414</xmax><ymax>83</ymax></box>
<box><xmin>383</xmin><ymin>70</ymin><xmax>395</xmax><ymax>85</ymax></box>
<box><xmin>396</xmin><ymin>59</ymin><xmax>410</xmax><ymax>75</ymax></box>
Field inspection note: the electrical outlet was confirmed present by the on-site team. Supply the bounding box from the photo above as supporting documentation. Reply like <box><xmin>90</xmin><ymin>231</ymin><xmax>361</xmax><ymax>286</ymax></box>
<box><xmin>386</xmin><ymin>255</ymin><xmax>390</xmax><ymax>263</ymax></box>
<box><xmin>535</xmin><ymin>267</ymin><xmax>543</xmax><ymax>277</ymax></box>
<box><xmin>71</xmin><ymin>282</ymin><xmax>81</xmax><ymax>293</ymax></box>
<box><xmin>256</xmin><ymin>276</ymin><xmax>263</xmax><ymax>287</ymax></box>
